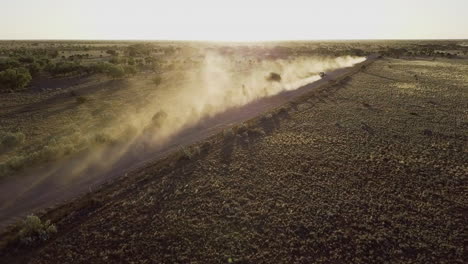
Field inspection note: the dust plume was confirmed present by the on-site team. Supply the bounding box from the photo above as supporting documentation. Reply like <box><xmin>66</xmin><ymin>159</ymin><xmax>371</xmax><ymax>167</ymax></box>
<box><xmin>4</xmin><ymin>54</ymin><xmax>366</xmax><ymax>190</ymax></box>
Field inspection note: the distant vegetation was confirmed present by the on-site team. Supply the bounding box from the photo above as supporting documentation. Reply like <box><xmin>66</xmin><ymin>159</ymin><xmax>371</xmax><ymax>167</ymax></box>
<box><xmin>0</xmin><ymin>42</ymin><xmax>168</xmax><ymax>92</ymax></box>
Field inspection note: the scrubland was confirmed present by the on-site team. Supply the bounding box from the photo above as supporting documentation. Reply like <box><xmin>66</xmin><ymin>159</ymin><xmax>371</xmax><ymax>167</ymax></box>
<box><xmin>1</xmin><ymin>54</ymin><xmax>466</xmax><ymax>263</ymax></box>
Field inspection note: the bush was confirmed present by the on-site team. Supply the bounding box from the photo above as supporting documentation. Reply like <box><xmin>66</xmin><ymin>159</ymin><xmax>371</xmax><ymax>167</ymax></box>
<box><xmin>124</xmin><ymin>65</ymin><xmax>137</xmax><ymax>76</ymax></box>
<box><xmin>109</xmin><ymin>56</ymin><xmax>124</xmax><ymax>64</ymax></box>
<box><xmin>18</xmin><ymin>56</ymin><xmax>35</xmax><ymax>64</ymax></box>
<box><xmin>0</xmin><ymin>67</ymin><xmax>32</xmax><ymax>91</ymax></box>
<box><xmin>0</xmin><ymin>58</ymin><xmax>20</xmax><ymax>71</ymax></box>
<box><xmin>0</xmin><ymin>131</ymin><xmax>25</xmax><ymax>149</ymax></box>
<box><xmin>76</xmin><ymin>96</ymin><xmax>87</xmax><ymax>104</ymax></box>
<box><xmin>152</xmin><ymin>76</ymin><xmax>162</xmax><ymax>86</ymax></box>
<box><xmin>27</xmin><ymin>62</ymin><xmax>42</xmax><ymax>77</ymax></box>
<box><xmin>106</xmin><ymin>49</ymin><xmax>117</xmax><ymax>56</ymax></box>
<box><xmin>266</xmin><ymin>72</ymin><xmax>281</xmax><ymax>82</ymax></box>
<box><xmin>106</xmin><ymin>64</ymin><xmax>125</xmax><ymax>79</ymax></box>
<box><xmin>223</xmin><ymin>128</ymin><xmax>235</xmax><ymax>139</ymax></box>
<box><xmin>180</xmin><ymin>146</ymin><xmax>201</xmax><ymax>160</ymax></box>
<box><xmin>18</xmin><ymin>214</ymin><xmax>57</xmax><ymax>245</ymax></box>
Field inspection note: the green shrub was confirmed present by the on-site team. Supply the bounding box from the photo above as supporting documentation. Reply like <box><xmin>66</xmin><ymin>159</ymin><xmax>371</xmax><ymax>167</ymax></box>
<box><xmin>0</xmin><ymin>67</ymin><xmax>32</xmax><ymax>91</ymax></box>
<box><xmin>18</xmin><ymin>214</ymin><xmax>57</xmax><ymax>245</ymax></box>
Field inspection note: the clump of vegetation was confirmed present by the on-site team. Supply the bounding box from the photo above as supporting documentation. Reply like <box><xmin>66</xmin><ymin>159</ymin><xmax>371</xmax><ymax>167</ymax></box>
<box><xmin>76</xmin><ymin>96</ymin><xmax>87</xmax><ymax>104</ymax></box>
<box><xmin>247</xmin><ymin>127</ymin><xmax>266</xmax><ymax>138</ymax></box>
<box><xmin>180</xmin><ymin>146</ymin><xmax>201</xmax><ymax>161</ymax></box>
<box><xmin>260</xmin><ymin>113</ymin><xmax>273</xmax><ymax>123</ymax></box>
<box><xmin>200</xmin><ymin>141</ymin><xmax>212</xmax><ymax>153</ymax></box>
<box><xmin>0</xmin><ymin>67</ymin><xmax>32</xmax><ymax>91</ymax></box>
<box><xmin>266</xmin><ymin>72</ymin><xmax>281</xmax><ymax>82</ymax></box>
<box><xmin>152</xmin><ymin>76</ymin><xmax>162</xmax><ymax>86</ymax></box>
<box><xmin>126</xmin><ymin>43</ymin><xmax>153</xmax><ymax>57</ymax></box>
<box><xmin>123</xmin><ymin>65</ymin><xmax>137</xmax><ymax>76</ymax></box>
<box><xmin>0</xmin><ymin>131</ymin><xmax>25</xmax><ymax>150</ymax></box>
<box><xmin>18</xmin><ymin>214</ymin><xmax>57</xmax><ymax>245</ymax></box>
<box><xmin>151</xmin><ymin>110</ymin><xmax>168</xmax><ymax>128</ymax></box>
<box><xmin>222</xmin><ymin>128</ymin><xmax>235</xmax><ymax>140</ymax></box>
<box><xmin>106</xmin><ymin>64</ymin><xmax>125</xmax><ymax>79</ymax></box>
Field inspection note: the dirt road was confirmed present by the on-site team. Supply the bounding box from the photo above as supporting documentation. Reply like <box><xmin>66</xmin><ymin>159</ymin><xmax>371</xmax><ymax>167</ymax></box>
<box><xmin>0</xmin><ymin>57</ymin><xmax>372</xmax><ymax>229</ymax></box>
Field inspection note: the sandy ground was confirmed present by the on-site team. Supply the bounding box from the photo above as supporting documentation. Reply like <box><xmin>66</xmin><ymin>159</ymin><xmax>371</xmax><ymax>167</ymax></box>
<box><xmin>0</xmin><ymin>58</ymin><xmax>372</xmax><ymax>229</ymax></box>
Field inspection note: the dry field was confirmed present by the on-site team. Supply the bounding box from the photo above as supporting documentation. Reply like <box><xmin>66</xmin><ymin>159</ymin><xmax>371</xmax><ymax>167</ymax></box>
<box><xmin>2</xmin><ymin>57</ymin><xmax>466</xmax><ymax>263</ymax></box>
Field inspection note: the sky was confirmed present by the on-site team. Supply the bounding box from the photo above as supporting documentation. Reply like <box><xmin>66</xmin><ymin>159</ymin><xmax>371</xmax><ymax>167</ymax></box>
<box><xmin>1</xmin><ymin>0</ymin><xmax>467</xmax><ymax>41</ymax></box>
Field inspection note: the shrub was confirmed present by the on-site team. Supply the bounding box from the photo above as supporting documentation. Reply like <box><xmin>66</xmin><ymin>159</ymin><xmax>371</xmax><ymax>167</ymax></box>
<box><xmin>18</xmin><ymin>56</ymin><xmax>35</xmax><ymax>64</ymax></box>
<box><xmin>223</xmin><ymin>128</ymin><xmax>235</xmax><ymax>139</ymax></box>
<box><xmin>0</xmin><ymin>58</ymin><xmax>20</xmax><ymax>71</ymax></box>
<box><xmin>27</xmin><ymin>62</ymin><xmax>42</xmax><ymax>77</ymax></box>
<box><xmin>76</xmin><ymin>96</ymin><xmax>87</xmax><ymax>104</ymax></box>
<box><xmin>152</xmin><ymin>76</ymin><xmax>162</xmax><ymax>86</ymax></box>
<box><xmin>151</xmin><ymin>110</ymin><xmax>168</xmax><ymax>127</ymax></box>
<box><xmin>0</xmin><ymin>131</ymin><xmax>25</xmax><ymax>149</ymax></box>
<box><xmin>266</xmin><ymin>72</ymin><xmax>281</xmax><ymax>82</ymax></box>
<box><xmin>180</xmin><ymin>146</ymin><xmax>200</xmax><ymax>160</ymax></box>
<box><xmin>247</xmin><ymin>127</ymin><xmax>266</xmax><ymax>138</ymax></box>
<box><xmin>106</xmin><ymin>49</ymin><xmax>117</xmax><ymax>56</ymax></box>
<box><xmin>18</xmin><ymin>214</ymin><xmax>57</xmax><ymax>245</ymax></box>
<box><xmin>109</xmin><ymin>56</ymin><xmax>124</xmax><ymax>64</ymax></box>
<box><xmin>0</xmin><ymin>67</ymin><xmax>32</xmax><ymax>91</ymax></box>
<box><xmin>124</xmin><ymin>65</ymin><xmax>137</xmax><ymax>76</ymax></box>
<box><xmin>106</xmin><ymin>64</ymin><xmax>125</xmax><ymax>79</ymax></box>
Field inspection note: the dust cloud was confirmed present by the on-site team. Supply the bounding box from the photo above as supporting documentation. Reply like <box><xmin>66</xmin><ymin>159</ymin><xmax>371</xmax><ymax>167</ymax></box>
<box><xmin>26</xmin><ymin>54</ymin><xmax>366</xmax><ymax>183</ymax></box>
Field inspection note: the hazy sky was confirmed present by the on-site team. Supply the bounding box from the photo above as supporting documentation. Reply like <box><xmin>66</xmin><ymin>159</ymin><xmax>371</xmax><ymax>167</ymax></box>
<box><xmin>1</xmin><ymin>0</ymin><xmax>467</xmax><ymax>40</ymax></box>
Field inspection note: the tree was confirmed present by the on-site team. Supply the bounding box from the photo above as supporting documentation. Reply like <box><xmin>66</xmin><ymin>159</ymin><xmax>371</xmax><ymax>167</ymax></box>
<box><xmin>0</xmin><ymin>67</ymin><xmax>32</xmax><ymax>91</ymax></box>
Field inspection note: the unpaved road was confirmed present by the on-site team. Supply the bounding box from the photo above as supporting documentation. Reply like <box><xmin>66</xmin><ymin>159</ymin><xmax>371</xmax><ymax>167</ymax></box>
<box><xmin>0</xmin><ymin>58</ymin><xmax>372</xmax><ymax>229</ymax></box>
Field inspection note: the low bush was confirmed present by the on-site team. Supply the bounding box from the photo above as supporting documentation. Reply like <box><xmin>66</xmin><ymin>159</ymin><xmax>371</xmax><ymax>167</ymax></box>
<box><xmin>180</xmin><ymin>146</ymin><xmax>201</xmax><ymax>160</ymax></box>
<box><xmin>123</xmin><ymin>65</ymin><xmax>137</xmax><ymax>76</ymax></box>
<box><xmin>0</xmin><ymin>131</ymin><xmax>25</xmax><ymax>150</ymax></box>
<box><xmin>152</xmin><ymin>76</ymin><xmax>162</xmax><ymax>86</ymax></box>
<box><xmin>76</xmin><ymin>96</ymin><xmax>87</xmax><ymax>104</ymax></box>
<box><xmin>266</xmin><ymin>72</ymin><xmax>281</xmax><ymax>82</ymax></box>
<box><xmin>18</xmin><ymin>215</ymin><xmax>57</xmax><ymax>245</ymax></box>
<box><xmin>223</xmin><ymin>128</ymin><xmax>235</xmax><ymax>139</ymax></box>
<box><xmin>106</xmin><ymin>64</ymin><xmax>125</xmax><ymax>79</ymax></box>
